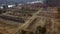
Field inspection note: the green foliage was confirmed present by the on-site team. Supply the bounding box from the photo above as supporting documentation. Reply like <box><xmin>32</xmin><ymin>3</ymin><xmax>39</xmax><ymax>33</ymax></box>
<box><xmin>35</xmin><ymin>26</ymin><xmax>42</xmax><ymax>34</ymax></box>
<box><xmin>15</xmin><ymin>26</ymin><xmax>46</xmax><ymax>34</ymax></box>
<box><xmin>42</xmin><ymin>27</ymin><xmax>46</xmax><ymax>34</ymax></box>
<box><xmin>29</xmin><ymin>32</ymin><xmax>34</xmax><ymax>34</ymax></box>
<box><xmin>21</xmin><ymin>30</ymin><xmax>26</xmax><ymax>34</ymax></box>
<box><xmin>35</xmin><ymin>26</ymin><xmax>46</xmax><ymax>34</ymax></box>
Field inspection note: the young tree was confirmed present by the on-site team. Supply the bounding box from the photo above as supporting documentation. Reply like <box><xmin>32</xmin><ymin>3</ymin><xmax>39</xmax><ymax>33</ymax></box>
<box><xmin>35</xmin><ymin>26</ymin><xmax>46</xmax><ymax>34</ymax></box>
<box><xmin>42</xmin><ymin>27</ymin><xmax>46</xmax><ymax>34</ymax></box>
<box><xmin>21</xmin><ymin>30</ymin><xmax>26</xmax><ymax>34</ymax></box>
<box><xmin>35</xmin><ymin>26</ymin><xmax>42</xmax><ymax>34</ymax></box>
<box><xmin>29</xmin><ymin>32</ymin><xmax>34</xmax><ymax>34</ymax></box>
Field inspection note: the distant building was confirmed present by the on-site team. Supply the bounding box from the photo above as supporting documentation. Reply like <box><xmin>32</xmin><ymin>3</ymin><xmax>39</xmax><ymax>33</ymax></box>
<box><xmin>0</xmin><ymin>6</ymin><xmax>3</xmax><ymax>9</ymax></box>
<box><xmin>3</xmin><ymin>5</ymin><xmax>8</xmax><ymax>9</ymax></box>
<box><xmin>8</xmin><ymin>5</ymin><xmax>15</xmax><ymax>8</ymax></box>
<box><xmin>0</xmin><ymin>5</ymin><xmax>8</xmax><ymax>9</ymax></box>
<box><xmin>45</xmin><ymin>0</ymin><xmax>60</xmax><ymax>7</ymax></box>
